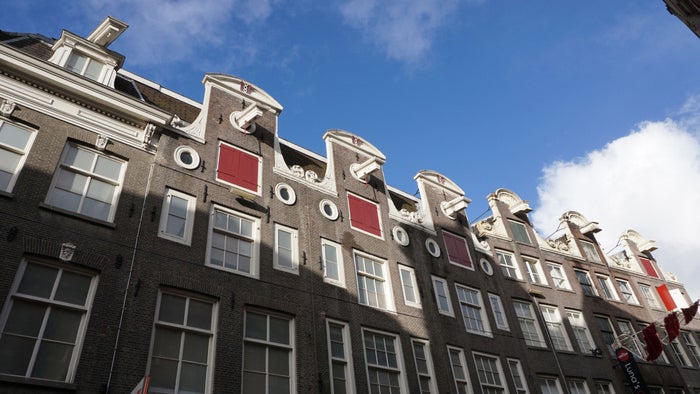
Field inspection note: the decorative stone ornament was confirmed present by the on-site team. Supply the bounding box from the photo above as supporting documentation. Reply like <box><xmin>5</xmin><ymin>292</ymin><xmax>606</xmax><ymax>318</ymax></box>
<box><xmin>96</xmin><ymin>134</ymin><xmax>109</xmax><ymax>150</ymax></box>
<box><xmin>0</xmin><ymin>99</ymin><xmax>17</xmax><ymax>117</ymax></box>
<box><xmin>59</xmin><ymin>242</ymin><xmax>77</xmax><ymax>262</ymax></box>
<box><xmin>143</xmin><ymin>123</ymin><xmax>156</xmax><ymax>146</ymax></box>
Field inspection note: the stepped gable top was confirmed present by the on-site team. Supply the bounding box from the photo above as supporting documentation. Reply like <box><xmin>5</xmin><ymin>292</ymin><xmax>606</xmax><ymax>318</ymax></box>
<box><xmin>203</xmin><ymin>73</ymin><xmax>283</xmax><ymax>114</ymax></box>
<box><xmin>488</xmin><ymin>188</ymin><xmax>531</xmax><ymax>215</ymax></box>
<box><xmin>323</xmin><ymin>129</ymin><xmax>386</xmax><ymax>162</ymax></box>
<box><xmin>560</xmin><ymin>211</ymin><xmax>601</xmax><ymax>234</ymax></box>
<box><xmin>620</xmin><ymin>229</ymin><xmax>657</xmax><ymax>253</ymax></box>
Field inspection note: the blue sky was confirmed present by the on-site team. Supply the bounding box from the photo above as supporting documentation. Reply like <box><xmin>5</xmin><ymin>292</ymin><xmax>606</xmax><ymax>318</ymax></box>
<box><xmin>3</xmin><ymin>1</ymin><xmax>700</xmax><ymax>300</ymax></box>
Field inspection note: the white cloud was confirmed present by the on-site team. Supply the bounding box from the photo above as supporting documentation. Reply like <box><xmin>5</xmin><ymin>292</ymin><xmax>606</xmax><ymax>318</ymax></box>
<box><xmin>84</xmin><ymin>0</ymin><xmax>274</xmax><ymax>67</ymax></box>
<box><xmin>338</xmin><ymin>0</ymin><xmax>469</xmax><ymax>64</ymax></box>
<box><xmin>532</xmin><ymin>103</ymin><xmax>700</xmax><ymax>301</ymax></box>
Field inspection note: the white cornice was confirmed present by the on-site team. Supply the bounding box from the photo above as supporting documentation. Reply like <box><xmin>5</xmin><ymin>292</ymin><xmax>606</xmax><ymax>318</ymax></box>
<box><xmin>0</xmin><ymin>44</ymin><xmax>171</xmax><ymax>124</ymax></box>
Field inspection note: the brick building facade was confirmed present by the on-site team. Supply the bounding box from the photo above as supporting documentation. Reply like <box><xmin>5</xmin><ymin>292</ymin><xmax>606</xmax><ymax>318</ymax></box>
<box><xmin>1</xmin><ymin>17</ymin><xmax>699</xmax><ymax>394</ymax></box>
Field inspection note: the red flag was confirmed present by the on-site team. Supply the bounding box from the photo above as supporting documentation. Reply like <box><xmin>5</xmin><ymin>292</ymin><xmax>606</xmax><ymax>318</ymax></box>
<box><xmin>656</xmin><ymin>284</ymin><xmax>677</xmax><ymax>311</ymax></box>
<box><xmin>664</xmin><ymin>313</ymin><xmax>680</xmax><ymax>342</ymax></box>
<box><xmin>683</xmin><ymin>301</ymin><xmax>699</xmax><ymax>324</ymax></box>
<box><xmin>642</xmin><ymin>323</ymin><xmax>664</xmax><ymax>361</ymax></box>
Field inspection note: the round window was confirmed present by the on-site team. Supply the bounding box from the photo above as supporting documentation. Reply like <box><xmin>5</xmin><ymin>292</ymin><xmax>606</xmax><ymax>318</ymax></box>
<box><xmin>319</xmin><ymin>199</ymin><xmax>339</xmax><ymax>220</ymax></box>
<box><xmin>392</xmin><ymin>226</ymin><xmax>409</xmax><ymax>246</ymax></box>
<box><xmin>274</xmin><ymin>183</ymin><xmax>296</xmax><ymax>205</ymax></box>
<box><xmin>425</xmin><ymin>238</ymin><xmax>440</xmax><ymax>257</ymax></box>
<box><xmin>480</xmin><ymin>258</ymin><xmax>494</xmax><ymax>276</ymax></box>
<box><xmin>173</xmin><ymin>146</ymin><xmax>200</xmax><ymax>170</ymax></box>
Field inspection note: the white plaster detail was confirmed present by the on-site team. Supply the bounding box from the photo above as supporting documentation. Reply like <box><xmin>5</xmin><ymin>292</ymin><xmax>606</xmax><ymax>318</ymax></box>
<box><xmin>620</xmin><ymin>229</ymin><xmax>657</xmax><ymax>252</ymax></box>
<box><xmin>86</xmin><ymin>16</ymin><xmax>128</xmax><ymax>47</ymax></box>
<box><xmin>170</xmin><ymin>114</ymin><xmax>187</xmax><ymax>128</ymax></box>
<box><xmin>143</xmin><ymin>123</ymin><xmax>156</xmax><ymax>146</ymax></box>
<box><xmin>290</xmin><ymin>165</ymin><xmax>304</xmax><ymax>178</ymax></box>
<box><xmin>490</xmin><ymin>188</ymin><xmax>531</xmax><ymax>215</ymax></box>
<box><xmin>272</xmin><ymin>135</ymin><xmax>337</xmax><ymax>195</ymax></box>
<box><xmin>350</xmin><ymin>156</ymin><xmax>382</xmax><ymax>183</ymax></box>
<box><xmin>0</xmin><ymin>99</ymin><xmax>16</xmax><ymax>117</ymax></box>
<box><xmin>95</xmin><ymin>134</ymin><xmax>109</xmax><ymax>150</ymax></box>
<box><xmin>230</xmin><ymin>103</ymin><xmax>262</xmax><ymax>134</ymax></box>
<box><xmin>560</xmin><ymin>211</ymin><xmax>601</xmax><ymax>234</ymax></box>
<box><xmin>471</xmin><ymin>232</ymin><xmax>492</xmax><ymax>256</ymax></box>
<box><xmin>440</xmin><ymin>195</ymin><xmax>471</xmax><ymax>219</ymax></box>
<box><xmin>59</xmin><ymin>242</ymin><xmax>76</xmax><ymax>262</ymax></box>
<box><xmin>305</xmin><ymin>170</ymin><xmax>319</xmax><ymax>182</ymax></box>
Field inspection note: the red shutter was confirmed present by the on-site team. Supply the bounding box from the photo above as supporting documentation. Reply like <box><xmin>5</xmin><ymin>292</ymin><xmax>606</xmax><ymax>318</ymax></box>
<box><xmin>656</xmin><ymin>284</ymin><xmax>678</xmax><ymax>311</ymax></box>
<box><xmin>444</xmin><ymin>232</ymin><xmax>472</xmax><ymax>268</ymax></box>
<box><xmin>348</xmin><ymin>194</ymin><xmax>382</xmax><ymax>237</ymax></box>
<box><xmin>217</xmin><ymin>143</ymin><xmax>259</xmax><ymax>193</ymax></box>
<box><xmin>639</xmin><ymin>257</ymin><xmax>659</xmax><ymax>278</ymax></box>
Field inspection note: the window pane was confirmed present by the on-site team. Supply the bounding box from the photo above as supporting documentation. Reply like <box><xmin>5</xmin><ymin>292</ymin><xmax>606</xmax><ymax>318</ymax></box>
<box><xmin>0</xmin><ymin>122</ymin><xmax>32</xmax><ymax>148</ymax></box>
<box><xmin>31</xmin><ymin>341</ymin><xmax>72</xmax><ymax>380</ymax></box>
<box><xmin>183</xmin><ymin>332</ymin><xmax>209</xmax><ymax>363</ymax></box>
<box><xmin>81</xmin><ymin>197</ymin><xmax>111</xmax><ymax>221</ymax></box>
<box><xmin>150</xmin><ymin>357</ymin><xmax>178</xmax><ymax>391</ymax></box>
<box><xmin>4</xmin><ymin>300</ymin><xmax>46</xmax><ymax>336</ymax></box>
<box><xmin>86</xmin><ymin>179</ymin><xmax>115</xmax><ymax>202</ymax></box>
<box><xmin>270</xmin><ymin>316</ymin><xmax>290</xmax><ymax>345</ymax></box>
<box><xmin>269</xmin><ymin>347</ymin><xmax>290</xmax><ymax>375</ymax></box>
<box><xmin>0</xmin><ymin>334</ymin><xmax>34</xmax><ymax>375</ymax></box>
<box><xmin>65</xmin><ymin>53</ymin><xmax>86</xmax><ymax>73</ymax></box>
<box><xmin>243</xmin><ymin>371</ymin><xmax>266</xmax><ymax>392</ymax></box>
<box><xmin>159</xmin><ymin>294</ymin><xmax>186</xmax><ymax>325</ymax></box>
<box><xmin>18</xmin><ymin>264</ymin><xmax>58</xmax><ymax>298</ymax></box>
<box><xmin>243</xmin><ymin>342</ymin><xmax>266</xmax><ymax>372</ymax></box>
<box><xmin>64</xmin><ymin>146</ymin><xmax>94</xmax><ymax>171</ymax></box>
<box><xmin>94</xmin><ymin>155</ymin><xmax>122</xmax><ymax>180</ymax></box>
<box><xmin>84</xmin><ymin>60</ymin><xmax>103</xmax><ymax>81</ymax></box>
<box><xmin>245</xmin><ymin>312</ymin><xmax>267</xmax><ymax>340</ymax></box>
<box><xmin>270</xmin><ymin>375</ymin><xmax>291</xmax><ymax>394</ymax></box>
<box><xmin>43</xmin><ymin>308</ymin><xmax>82</xmax><ymax>343</ymax></box>
<box><xmin>55</xmin><ymin>271</ymin><xmax>92</xmax><ymax>305</ymax></box>
<box><xmin>187</xmin><ymin>299</ymin><xmax>212</xmax><ymax>330</ymax></box>
<box><xmin>179</xmin><ymin>362</ymin><xmax>207</xmax><ymax>394</ymax></box>
<box><xmin>152</xmin><ymin>327</ymin><xmax>181</xmax><ymax>358</ymax></box>
<box><xmin>170</xmin><ymin>195</ymin><xmax>189</xmax><ymax>218</ymax></box>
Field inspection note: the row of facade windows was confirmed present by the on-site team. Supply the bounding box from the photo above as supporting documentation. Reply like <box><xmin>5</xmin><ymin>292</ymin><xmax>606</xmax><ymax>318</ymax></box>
<box><xmin>5</xmin><ymin>261</ymin><xmax>673</xmax><ymax>393</ymax></box>
<box><xmin>4</xmin><ymin>260</ymin><xmax>697</xmax><ymax>390</ymax></box>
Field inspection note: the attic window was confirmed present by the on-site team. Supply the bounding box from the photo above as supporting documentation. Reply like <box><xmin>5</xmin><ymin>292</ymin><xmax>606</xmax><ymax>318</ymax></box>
<box><xmin>65</xmin><ymin>52</ymin><xmax>103</xmax><ymax>81</ymax></box>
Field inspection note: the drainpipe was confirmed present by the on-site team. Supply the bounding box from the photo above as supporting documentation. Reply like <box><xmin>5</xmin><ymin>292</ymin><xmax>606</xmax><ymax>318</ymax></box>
<box><xmin>105</xmin><ymin>162</ymin><xmax>155</xmax><ymax>393</ymax></box>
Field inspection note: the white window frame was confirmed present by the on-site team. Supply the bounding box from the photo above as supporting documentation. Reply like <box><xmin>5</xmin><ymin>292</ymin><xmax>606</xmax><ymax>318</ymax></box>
<box><xmin>615</xmin><ymin>279</ymin><xmax>639</xmax><ymax>305</ymax></box>
<box><xmin>398</xmin><ymin>265</ymin><xmax>421</xmax><ymax>309</ymax></box>
<box><xmin>594</xmin><ymin>381</ymin><xmax>616</xmax><ymax>394</ymax></box>
<box><xmin>0</xmin><ymin>260</ymin><xmax>97</xmax><ymax>382</ymax></box>
<box><xmin>595</xmin><ymin>315</ymin><xmax>618</xmax><ymax>356</ymax></box>
<box><xmin>205</xmin><ymin>204</ymin><xmax>261</xmax><ymax>278</ymax></box>
<box><xmin>146</xmin><ymin>290</ymin><xmax>217</xmax><ymax>394</ymax></box>
<box><xmin>566</xmin><ymin>309</ymin><xmax>595</xmax><ymax>354</ymax></box>
<box><xmin>0</xmin><ymin>119</ymin><xmax>37</xmax><ymax>193</ymax></box>
<box><xmin>681</xmin><ymin>332</ymin><xmax>700</xmax><ymax>366</ymax></box>
<box><xmin>539</xmin><ymin>376</ymin><xmax>563</xmax><ymax>394</ymax></box>
<box><xmin>596</xmin><ymin>275</ymin><xmax>620</xmax><ymax>301</ymax></box>
<box><xmin>45</xmin><ymin>143</ymin><xmax>126</xmax><ymax>222</ymax></box>
<box><xmin>540</xmin><ymin>304</ymin><xmax>573</xmax><ymax>351</ymax></box>
<box><xmin>455</xmin><ymin>284</ymin><xmax>491</xmax><ymax>337</ymax></box>
<box><xmin>326</xmin><ymin>319</ymin><xmax>355</xmax><ymax>394</ymax></box>
<box><xmin>64</xmin><ymin>50</ymin><xmax>105</xmax><ymax>81</ymax></box>
<box><xmin>670</xmin><ymin>339</ymin><xmax>691</xmax><ymax>367</ymax></box>
<box><xmin>547</xmin><ymin>262</ymin><xmax>571</xmax><ymax>290</ymax></box>
<box><xmin>447</xmin><ymin>346</ymin><xmax>473</xmax><ymax>394</ymax></box>
<box><xmin>568</xmin><ymin>378</ymin><xmax>591</xmax><ymax>394</ymax></box>
<box><xmin>322</xmin><ymin>238</ymin><xmax>345</xmax><ymax>287</ymax></box>
<box><xmin>353</xmin><ymin>250</ymin><xmax>395</xmax><ymax>312</ymax></box>
<box><xmin>411</xmin><ymin>338</ymin><xmax>438</xmax><ymax>393</ymax></box>
<box><xmin>432</xmin><ymin>276</ymin><xmax>454</xmax><ymax>317</ymax></box>
<box><xmin>513</xmin><ymin>301</ymin><xmax>546</xmax><ymax>348</ymax></box>
<box><xmin>472</xmin><ymin>352</ymin><xmax>509</xmax><ymax>394</ymax></box>
<box><xmin>524</xmin><ymin>257</ymin><xmax>547</xmax><ymax>285</ymax></box>
<box><xmin>639</xmin><ymin>284</ymin><xmax>661</xmax><ymax>309</ymax></box>
<box><xmin>507</xmin><ymin>358</ymin><xmax>529</xmax><ymax>394</ymax></box>
<box><xmin>496</xmin><ymin>250</ymin><xmax>522</xmax><ymax>280</ymax></box>
<box><xmin>158</xmin><ymin>188</ymin><xmax>196</xmax><ymax>245</ymax></box>
<box><xmin>273</xmin><ymin>223</ymin><xmax>299</xmax><ymax>274</ymax></box>
<box><xmin>508</xmin><ymin>219</ymin><xmax>531</xmax><ymax>245</ymax></box>
<box><xmin>242</xmin><ymin>310</ymin><xmax>295</xmax><ymax>393</ymax></box>
<box><xmin>362</xmin><ymin>328</ymin><xmax>408</xmax><ymax>393</ymax></box>
<box><xmin>574</xmin><ymin>269</ymin><xmax>597</xmax><ymax>296</ymax></box>
<box><xmin>489</xmin><ymin>293</ymin><xmax>510</xmax><ymax>331</ymax></box>
<box><xmin>580</xmin><ymin>240</ymin><xmax>602</xmax><ymax>263</ymax></box>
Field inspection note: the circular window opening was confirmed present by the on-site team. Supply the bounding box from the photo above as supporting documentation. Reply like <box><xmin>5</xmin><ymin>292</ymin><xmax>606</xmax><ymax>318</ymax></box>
<box><xmin>174</xmin><ymin>146</ymin><xmax>200</xmax><ymax>170</ymax></box>
<box><xmin>392</xmin><ymin>226</ymin><xmax>409</xmax><ymax>246</ymax></box>
<box><xmin>480</xmin><ymin>258</ymin><xmax>494</xmax><ymax>276</ymax></box>
<box><xmin>425</xmin><ymin>238</ymin><xmax>441</xmax><ymax>257</ymax></box>
<box><xmin>319</xmin><ymin>199</ymin><xmax>339</xmax><ymax>220</ymax></box>
<box><xmin>275</xmin><ymin>183</ymin><xmax>296</xmax><ymax>205</ymax></box>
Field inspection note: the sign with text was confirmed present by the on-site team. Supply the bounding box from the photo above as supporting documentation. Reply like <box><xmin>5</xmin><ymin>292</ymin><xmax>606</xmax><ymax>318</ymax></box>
<box><xmin>616</xmin><ymin>348</ymin><xmax>649</xmax><ymax>394</ymax></box>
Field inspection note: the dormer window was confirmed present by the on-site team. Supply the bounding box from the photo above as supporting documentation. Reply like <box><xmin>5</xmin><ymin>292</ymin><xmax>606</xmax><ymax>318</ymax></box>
<box><xmin>65</xmin><ymin>52</ymin><xmax>103</xmax><ymax>81</ymax></box>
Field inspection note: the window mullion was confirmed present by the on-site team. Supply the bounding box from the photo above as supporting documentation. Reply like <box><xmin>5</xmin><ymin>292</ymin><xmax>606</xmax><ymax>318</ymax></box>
<box><xmin>175</xmin><ymin>330</ymin><xmax>186</xmax><ymax>393</ymax></box>
<box><xmin>26</xmin><ymin>304</ymin><xmax>52</xmax><ymax>378</ymax></box>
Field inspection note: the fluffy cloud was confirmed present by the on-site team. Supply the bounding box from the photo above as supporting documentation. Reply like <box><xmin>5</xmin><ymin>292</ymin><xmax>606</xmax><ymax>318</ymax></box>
<box><xmin>532</xmin><ymin>104</ymin><xmax>700</xmax><ymax>301</ymax></box>
<box><xmin>338</xmin><ymin>0</ymin><xmax>468</xmax><ymax>64</ymax></box>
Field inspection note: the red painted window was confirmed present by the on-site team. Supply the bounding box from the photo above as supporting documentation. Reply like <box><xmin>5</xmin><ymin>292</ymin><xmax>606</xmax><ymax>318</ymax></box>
<box><xmin>217</xmin><ymin>142</ymin><xmax>260</xmax><ymax>193</ymax></box>
<box><xmin>443</xmin><ymin>231</ymin><xmax>473</xmax><ymax>269</ymax></box>
<box><xmin>639</xmin><ymin>257</ymin><xmax>659</xmax><ymax>278</ymax></box>
<box><xmin>348</xmin><ymin>193</ymin><xmax>382</xmax><ymax>237</ymax></box>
